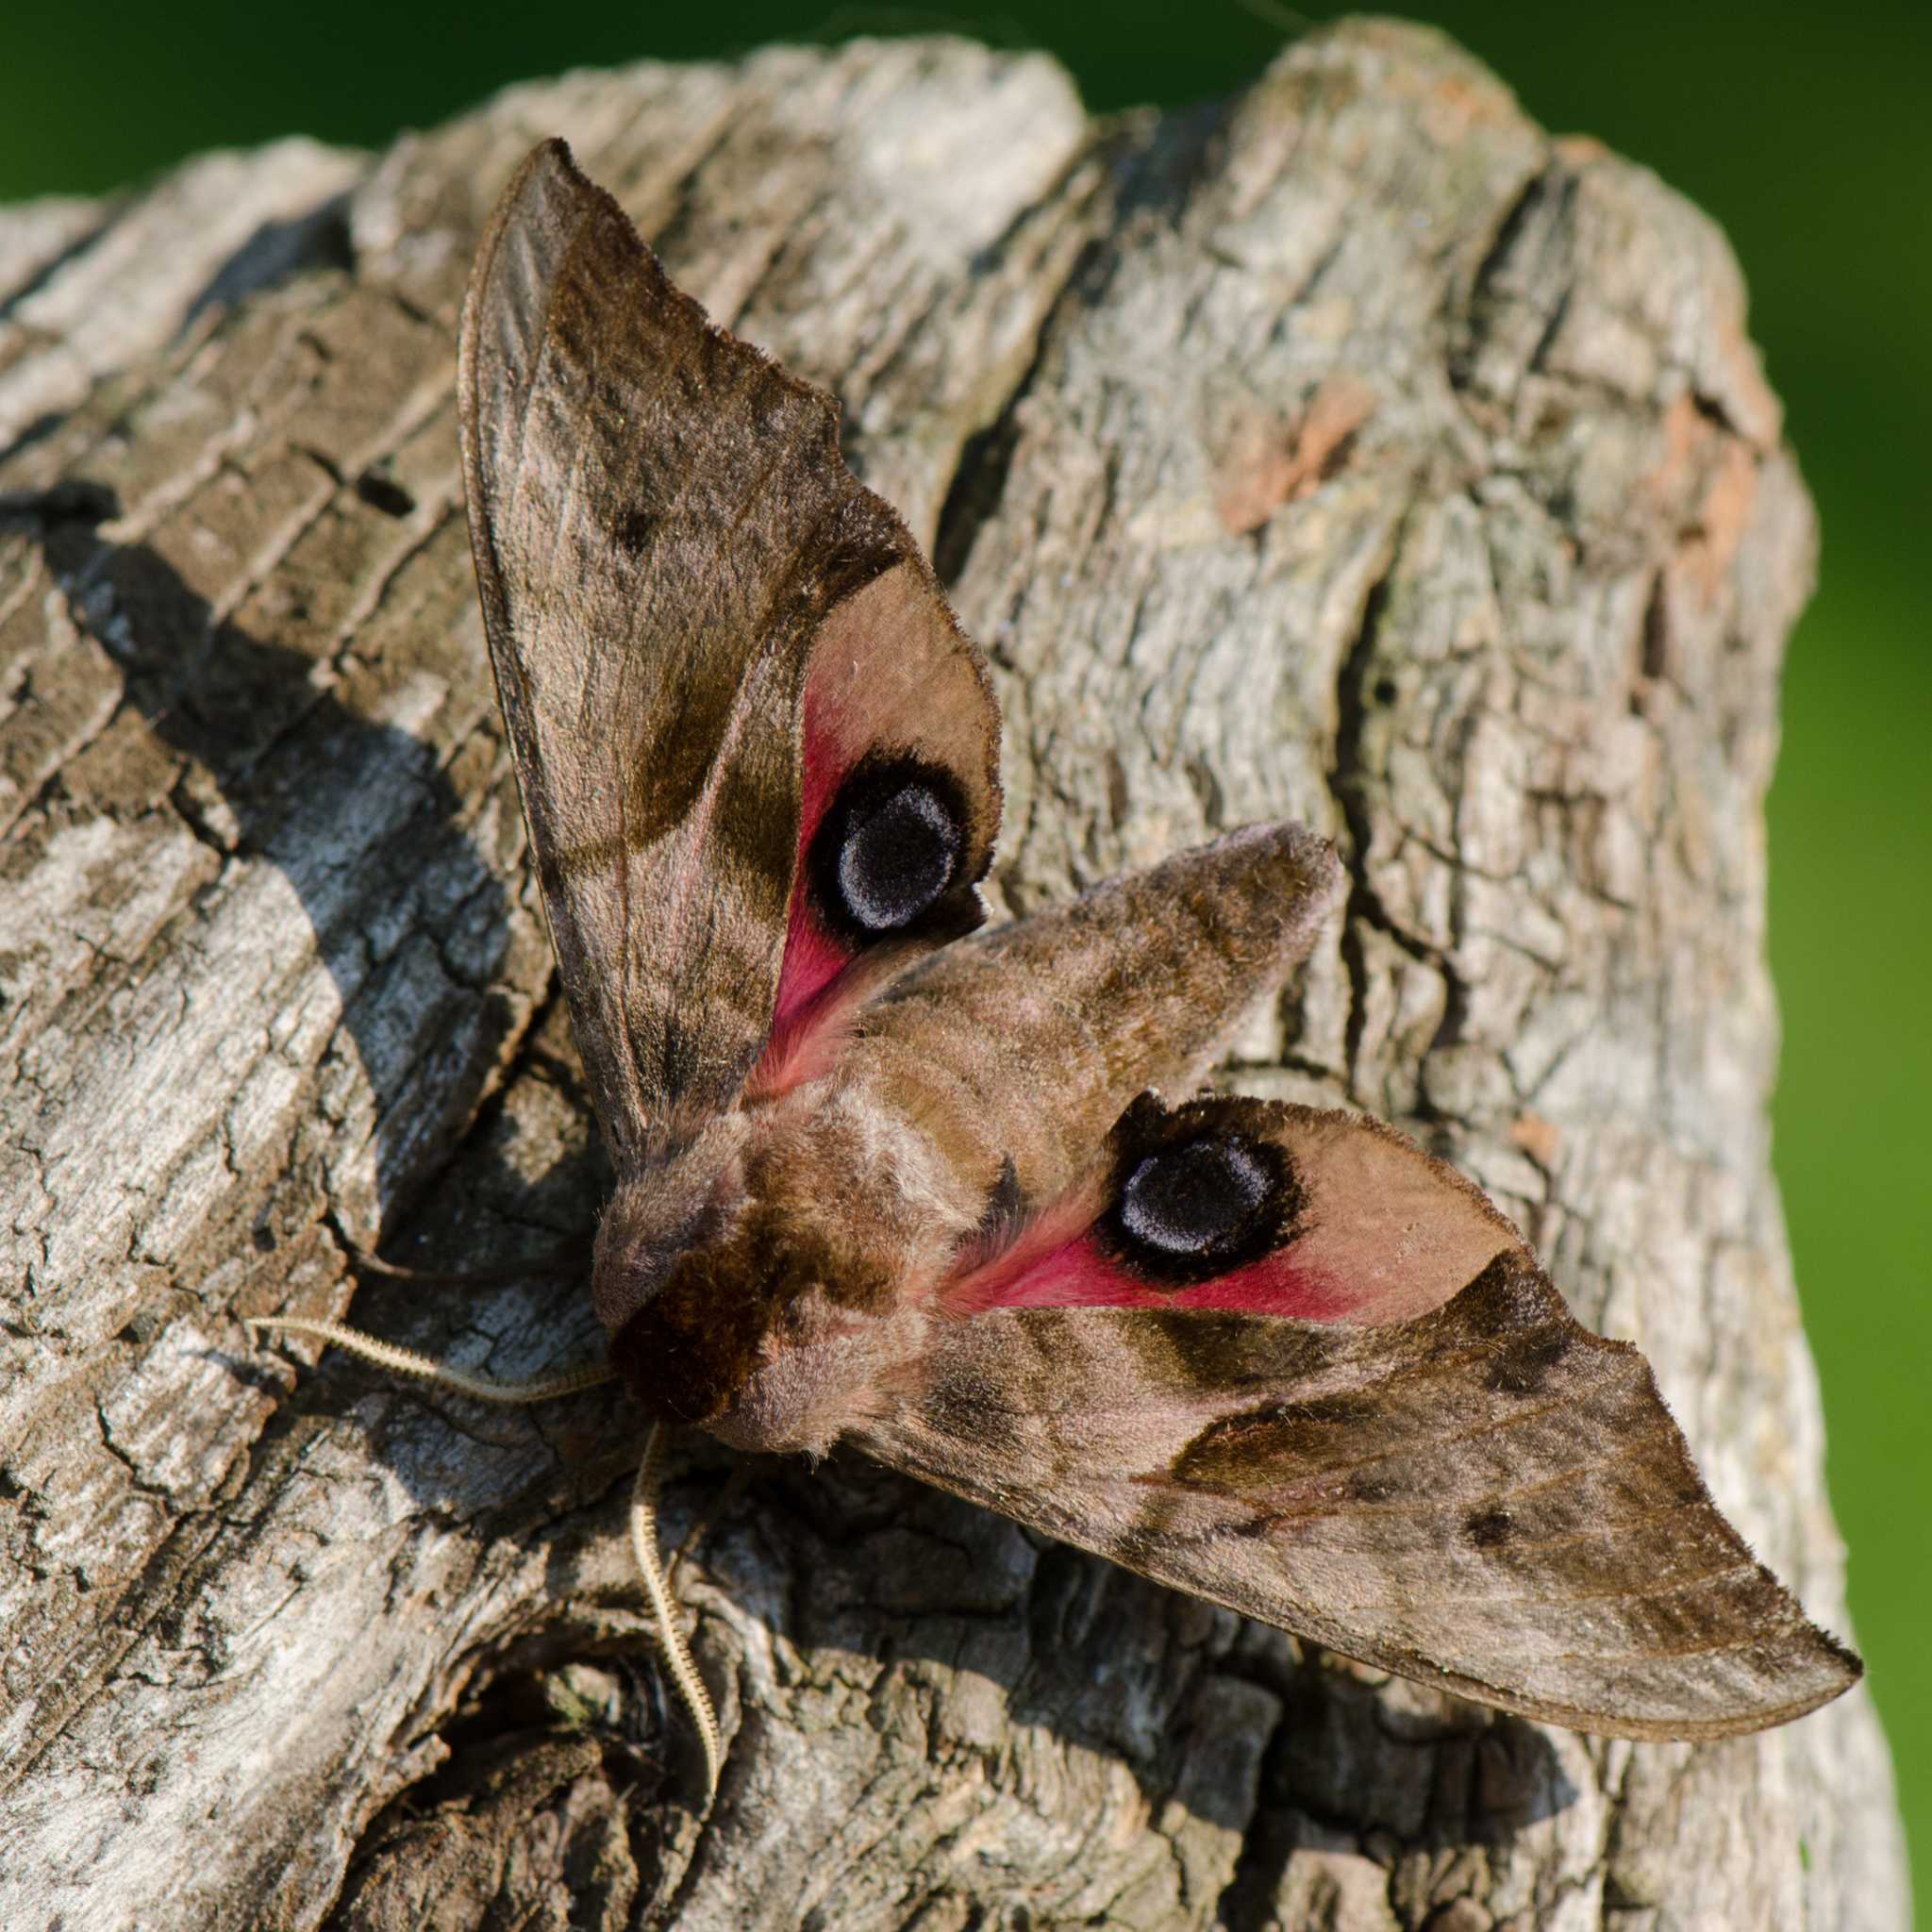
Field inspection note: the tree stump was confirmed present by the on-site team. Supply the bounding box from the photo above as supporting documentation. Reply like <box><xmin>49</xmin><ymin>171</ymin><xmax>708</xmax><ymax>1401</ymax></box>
<box><xmin>0</xmin><ymin>20</ymin><xmax>1907</xmax><ymax>1930</ymax></box>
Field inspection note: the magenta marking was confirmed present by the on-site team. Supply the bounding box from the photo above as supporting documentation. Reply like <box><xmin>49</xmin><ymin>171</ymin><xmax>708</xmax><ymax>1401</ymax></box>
<box><xmin>948</xmin><ymin>1235</ymin><xmax>1365</xmax><ymax>1324</ymax></box>
<box><xmin>770</xmin><ymin>908</ymin><xmax>849</xmax><ymax>1042</ymax></box>
<box><xmin>763</xmin><ymin>670</ymin><xmax>862</xmax><ymax>1078</ymax></box>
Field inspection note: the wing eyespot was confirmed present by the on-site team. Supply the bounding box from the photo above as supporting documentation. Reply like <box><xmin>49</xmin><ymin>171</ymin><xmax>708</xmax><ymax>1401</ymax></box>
<box><xmin>809</xmin><ymin>752</ymin><xmax>967</xmax><ymax>937</ymax></box>
<box><xmin>1120</xmin><ymin>1136</ymin><xmax>1272</xmax><ymax>1255</ymax></box>
<box><xmin>1097</xmin><ymin>1092</ymin><xmax>1307</xmax><ymax>1287</ymax></box>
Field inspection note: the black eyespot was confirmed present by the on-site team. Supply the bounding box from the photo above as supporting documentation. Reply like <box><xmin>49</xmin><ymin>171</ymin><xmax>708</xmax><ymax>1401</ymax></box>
<box><xmin>1120</xmin><ymin>1136</ymin><xmax>1272</xmax><ymax>1255</ymax></box>
<box><xmin>809</xmin><ymin>753</ymin><xmax>969</xmax><ymax>937</ymax></box>
<box><xmin>614</xmin><ymin>507</ymin><xmax>654</xmax><ymax>553</ymax></box>
<box><xmin>1096</xmin><ymin>1092</ymin><xmax>1306</xmax><ymax>1287</ymax></box>
<box><xmin>838</xmin><ymin>783</ymin><xmax>957</xmax><ymax>928</ymax></box>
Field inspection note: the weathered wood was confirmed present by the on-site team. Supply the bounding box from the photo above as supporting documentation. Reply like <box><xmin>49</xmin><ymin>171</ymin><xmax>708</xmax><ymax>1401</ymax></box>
<box><xmin>0</xmin><ymin>22</ymin><xmax>1907</xmax><ymax>1931</ymax></box>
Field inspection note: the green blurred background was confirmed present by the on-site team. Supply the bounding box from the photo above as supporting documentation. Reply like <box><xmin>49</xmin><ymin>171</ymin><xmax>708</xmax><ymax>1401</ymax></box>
<box><xmin>4</xmin><ymin>0</ymin><xmax>1924</xmax><ymax>1900</ymax></box>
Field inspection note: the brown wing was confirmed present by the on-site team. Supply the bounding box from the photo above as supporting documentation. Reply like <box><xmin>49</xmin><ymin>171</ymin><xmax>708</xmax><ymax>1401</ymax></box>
<box><xmin>458</xmin><ymin>141</ymin><xmax>998</xmax><ymax>1163</ymax></box>
<box><xmin>856</xmin><ymin>824</ymin><xmax>1343</xmax><ymax>1213</ymax></box>
<box><xmin>857</xmin><ymin>1244</ymin><xmax>1858</xmax><ymax>1740</ymax></box>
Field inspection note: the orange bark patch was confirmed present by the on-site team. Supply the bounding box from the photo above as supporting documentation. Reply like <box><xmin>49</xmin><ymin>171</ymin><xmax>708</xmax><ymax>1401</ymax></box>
<box><xmin>1647</xmin><ymin>391</ymin><xmax>1707</xmax><ymax>517</ymax></box>
<box><xmin>1417</xmin><ymin>73</ymin><xmax>1513</xmax><ymax>146</ymax></box>
<box><xmin>1216</xmin><ymin>374</ymin><xmax>1379</xmax><ymax>536</ymax></box>
<box><xmin>1552</xmin><ymin>134</ymin><xmax>1610</xmax><ymax>166</ymax></box>
<box><xmin>1690</xmin><ymin>439</ymin><xmax>1760</xmax><ymax>597</ymax></box>
<box><xmin>1713</xmin><ymin>308</ymin><xmax>1781</xmax><ymax>450</ymax></box>
<box><xmin>1509</xmin><ymin>1114</ymin><xmax>1561</xmax><ymax>1167</ymax></box>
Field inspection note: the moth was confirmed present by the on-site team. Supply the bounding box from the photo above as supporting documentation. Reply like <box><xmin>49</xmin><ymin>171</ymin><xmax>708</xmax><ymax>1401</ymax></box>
<box><xmin>265</xmin><ymin>139</ymin><xmax>1857</xmax><ymax>1797</ymax></box>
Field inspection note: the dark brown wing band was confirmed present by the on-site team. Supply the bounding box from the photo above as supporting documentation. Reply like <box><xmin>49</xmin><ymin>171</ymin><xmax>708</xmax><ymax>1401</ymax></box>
<box><xmin>858</xmin><ymin>1257</ymin><xmax>1859</xmax><ymax>1739</ymax></box>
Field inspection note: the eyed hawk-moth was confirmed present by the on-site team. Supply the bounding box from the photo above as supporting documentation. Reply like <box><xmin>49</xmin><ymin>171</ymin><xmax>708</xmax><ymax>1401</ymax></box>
<box><xmin>275</xmin><ymin>136</ymin><xmax>1858</xmax><ymax>1798</ymax></box>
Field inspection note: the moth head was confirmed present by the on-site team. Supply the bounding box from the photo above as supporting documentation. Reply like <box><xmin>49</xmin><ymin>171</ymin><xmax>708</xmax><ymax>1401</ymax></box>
<box><xmin>591</xmin><ymin>1115</ymin><xmax>750</xmax><ymax>1339</ymax></box>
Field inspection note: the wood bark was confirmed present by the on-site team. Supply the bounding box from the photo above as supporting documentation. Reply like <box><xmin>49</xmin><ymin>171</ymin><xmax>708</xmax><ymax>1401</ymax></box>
<box><xmin>0</xmin><ymin>21</ymin><xmax>1907</xmax><ymax>1930</ymax></box>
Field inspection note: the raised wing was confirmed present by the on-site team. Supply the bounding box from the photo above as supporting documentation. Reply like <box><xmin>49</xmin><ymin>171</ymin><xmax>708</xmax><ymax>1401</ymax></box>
<box><xmin>458</xmin><ymin>140</ymin><xmax>999</xmax><ymax>1163</ymax></box>
<box><xmin>859</xmin><ymin>824</ymin><xmax>1344</xmax><ymax>1214</ymax></box>
<box><xmin>855</xmin><ymin>1099</ymin><xmax>1860</xmax><ymax>1738</ymax></box>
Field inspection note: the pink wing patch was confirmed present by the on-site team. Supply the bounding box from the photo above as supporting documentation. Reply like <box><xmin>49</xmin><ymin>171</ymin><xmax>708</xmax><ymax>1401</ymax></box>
<box><xmin>941</xmin><ymin>1101</ymin><xmax>1526</xmax><ymax>1330</ymax></box>
<box><xmin>750</xmin><ymin>567</ymin><xmax>1001</xmax><ymax>1100</ymax></box>
<box><xmin>946</xmin><ymin>1228</ymin><xmax>1373</xmax><ymax>1324</ymax></box>
<box><xmin>754</xmin><ymin>704</ymin><xmax>871</xmax><ymax>1095</ymax></box>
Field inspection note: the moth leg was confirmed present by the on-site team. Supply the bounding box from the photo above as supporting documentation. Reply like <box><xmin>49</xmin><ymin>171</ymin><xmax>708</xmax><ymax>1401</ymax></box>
<box><xmin>667</xmin><ymin>1457</ymin><xmax>758</xmax><ymax>1588</ymax></box>
<box><xmin>343</xmin><ymin>1237</ymin><xmax>591</xmax><ymax>1291</ymax></box>
<box><xmin>632</xmin><ymin>1421</ymin><xmax>724</xmax><ymax>1800</ymax></box>
<box><xmin>244</xmin><ymin>1317</ymin><xmax>615</xmax><ymax>1404</ymax></box>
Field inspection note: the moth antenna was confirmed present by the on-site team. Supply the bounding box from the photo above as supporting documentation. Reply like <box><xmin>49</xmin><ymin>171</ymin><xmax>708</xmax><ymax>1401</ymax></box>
<box><xmin>632</xmin><ymin>1422</ymin><xmax>724</xmax><ymax>1799</ymax></box>
<box><xmin>245</xmin><ymin>1317</ymin><xmax>615</xmax><ymax>1404</ymax></box>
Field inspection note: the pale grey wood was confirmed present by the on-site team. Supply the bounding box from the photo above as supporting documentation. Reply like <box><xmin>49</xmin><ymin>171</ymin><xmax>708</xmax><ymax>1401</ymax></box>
<box><xmin>0</xmin><ymin>139</ymin><xmax>369</xmax><ymax>452</ymax></box>
<box><xmin>0</xmin><ymin>193</ymin><xmax>109</xmax><ymax>309</ymax></box>
<box><xmin>0</xmin><ymin>22</ymin><xmax>1906</xmax><ymax>1932</ymax></box>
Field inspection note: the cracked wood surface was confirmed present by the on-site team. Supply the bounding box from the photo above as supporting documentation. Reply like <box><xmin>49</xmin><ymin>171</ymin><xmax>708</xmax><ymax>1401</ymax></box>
<box><xmin>0</xmin><ymin>21</ymin><xmax>1907</xmax><ymax>1932</ymax></box>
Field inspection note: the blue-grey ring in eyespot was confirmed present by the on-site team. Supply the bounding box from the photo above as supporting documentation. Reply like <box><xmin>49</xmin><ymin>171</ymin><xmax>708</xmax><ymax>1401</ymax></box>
<box><xmin>1120</xmin><ymin>1136</ymin><xmax>1273</xmax><ymax>1256</ymax></box>
<box><xmin>838</xmin><ymin>781</ymin><xmax>959</xmax><ymax>930</ymax></box>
